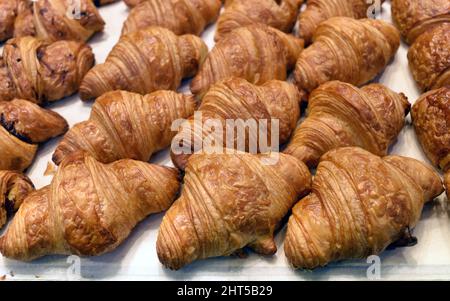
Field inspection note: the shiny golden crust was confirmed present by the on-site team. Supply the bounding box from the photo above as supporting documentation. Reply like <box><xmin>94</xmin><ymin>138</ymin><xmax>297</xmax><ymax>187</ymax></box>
<box><xmin>391</xmin><ymin>0</ymin><xmax>450</xmax><ymax>44</ymax></box>
<box><xmin>157</xmin><ymin>151</ymin><xmax>312</xmax><ymax>270</ymax></box>
<box><xmin>408</xmin><ymin>23</ymin><xmax>450</xmax><ymax>91</ymax></box>
<box><xmin>294</xmin><ymin>17</ymin><xmax>400</xmax><ymax>96</ymax></box>
<box><xmin>124</xmin><ymin>0</ymin><xmax>145</xmax><ymax>7</ymax></box>
<box><xmin>284</xmin><ymin>81</ymin><xmax>410</xmax><ymax>168</ymax></box>
<box><xmin>80</xmin><ymin>26</ymin><xmax>208</xmax><ymax>101</ymax></box>
<box><xmin>284</xmin><ymin>147</ymin><xmax>444</xmax><ymax>269</ymax></box>
<box><xmin>0</xmin><ymin>0</ymin><xmax>105</xmax><ymax>43</ymax></box>
<box><xmin>0</xmin><ymin>154</ymin><xmax>181</xmax><ymax>261</ymax></box>
<box><xmin>297</xmin><ymin>0</ymin><xmax>376</xmax><ymax>44</ymax></box>
<box><xmin>53</xmin><ymin>90</ymin><xmax>196</xmax><ymax>165</ymax></box>
<box><xmin>191</xmin><ymin>24</ymin><xmax>304</xmax><ymax>98</ymax></box>
<box><xmin>171</xmin><ymin>78</ymin><xmax>301</xmax><ymax>170</ymax></box>
<box><xmin>0</xmin><ymin>171</ymin><xmax>34</xmax><ymax>229</ymax></box>
<box><xmin>215</xmin><ymin>0</ymin><xmax>303</xmax><ymax>41</ymax></box>
<box><xmin>122</xmin><ymin>0</ymin><xmax>221</xmax><ymax>36</ymax></box>
<box><xmin>0</xmin><ymin>99</ymin><xmax>68</xmax><ymax>171</ymax></box>
<box><xmin>411</xmin><ymin>87</ymin><xmax>450</xmax><ymax>171</ymax></box>
<box><xmin>0</xmin><ymin>36</ymin><xmax>94</xmax><ymax>104</ymax></box>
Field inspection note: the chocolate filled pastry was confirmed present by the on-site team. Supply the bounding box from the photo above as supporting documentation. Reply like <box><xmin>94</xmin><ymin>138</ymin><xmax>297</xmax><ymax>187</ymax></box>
<box><xmin>0</xmin><ymin>99</ymin><xmax>68</xmax><ymax>171</ymax></box>
<box><xmin>284</xmin><ymin>147</ymin><xmax>444</xmax><ymax>269</ymax></box>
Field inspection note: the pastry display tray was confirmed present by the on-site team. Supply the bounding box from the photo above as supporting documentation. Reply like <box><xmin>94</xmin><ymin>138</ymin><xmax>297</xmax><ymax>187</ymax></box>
<box><xmin>0</xmin><ymin>1</ymin><xmax>449</xmax><ymax>281</ymax></box>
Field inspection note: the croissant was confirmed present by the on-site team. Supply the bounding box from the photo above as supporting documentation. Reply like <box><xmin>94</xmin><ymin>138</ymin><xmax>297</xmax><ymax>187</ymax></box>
<box><xmin>297</xmin><ymin>0</ymin><xmax>383</xmax><ymax>44</ymax></box>
<box><xmin>284</xmin><ymin>81</ymin><xmax>410</xmax><ymax>168</ymax></box>
<box><xmin>0</xmin><ymin>99</ymin><xmax>68</xmax><ymax>171</ymax></box>
<box><xmin>0</xmin><ymin>36</ymin><xmax>94</xmax><ymax>104</ymax></box>
<box><xmin>411</xmin><ymin>87</ymin><xmax>449</xmax><ymax>172</ymax></box>
<box><xmin>0</xmin><ymin>154</ymin><xmax>181</xmax><ymax>261</ymax></box>
<box><xmin>171</xmin><ymin>77</ymin><xmax>301</xmax><ymax>170</ymax></box>
<box><xmin>446</xmin><ymin>172</ymin><xmax>450</xmax><ymax>199</ymax></box>
<box><xmin>294</xmin><ymin>17</ymin><xmax>400</xmax><ymax>97</ymax></box>
<box><xmin>0</xmin><ymin>171</ymin><xmax>34</xmax><ymax>230</ymax></box>
<box><xmin>391</xmin><ymin>0</ymin><xmax>450</xmax><ymax>44</ymax></box>
<box><xmin>123</xmin><ymin>0</ymin><xmax>146</xmax><ymax>7</ymax></box>
<box><xmin>284</xmin><ymin>147</ymin><xmax>444</xmax><ymax>269</ymax></box>
<box><xmin>122</xmin><ymin>0</ymin><xmax>221</xmax><ymax>36</ymax></box>
<box><xmin>214</xmin><ymin>0</ymin><xmax>303</xmax><ymax>41</ymax></box>
<box><xmin>0</xmin><ymin>0</ymin><xmax>105</xmax><ymax>43</ymax></box>
<box><xmin>53</xmin><ymin>90</ymin><xmax>196</xmax><ymax>165</ymax></box>
<box><xmin>80</xmin><ymin>26</ymin><xmax>208</xmax><ymax>101</ymax></box>
<box><xmin>408</xmin><ymin>23</ymin><xmax>450</xmax><ymax>91</ymax></box>
<box><xmin>191</xmin><ymin>24</ymin><xmax>304</xmax><ymax>98</ymax></box>
<box><xmin>157</xmin><ymin>151</ymin><xmax>312</xmax><ymax>270</ymax></box>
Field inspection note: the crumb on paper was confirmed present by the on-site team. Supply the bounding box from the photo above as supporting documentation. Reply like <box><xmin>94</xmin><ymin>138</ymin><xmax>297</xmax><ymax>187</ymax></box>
<box><xmin>35</xmin><ymin>275</ymin><xmax>40</xmax><ymax>278</ymax></box>
<box><xmin>0</xmin><ymin>275</ymin><xmax>6</xmax><ymax>281</ymax></box>
<box><xmin>44</xmin><ymin>162</ymin><xmax>57</xmax><ymax>177</ymax></box>
<box><xmin>9</xmin><ymin>270</ymin><xmax>14</xmax><ymax>277</ymax></box>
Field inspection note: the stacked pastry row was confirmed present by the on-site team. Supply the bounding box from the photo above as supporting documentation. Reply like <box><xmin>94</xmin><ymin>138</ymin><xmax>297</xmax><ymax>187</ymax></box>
<box><xmin>0</xmin><ymin>0</ymin><xmax>448</xmax><ymax>271</ymax></box>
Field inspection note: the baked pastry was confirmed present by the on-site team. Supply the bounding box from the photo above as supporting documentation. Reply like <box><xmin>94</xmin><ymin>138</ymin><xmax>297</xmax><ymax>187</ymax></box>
<box><xmin>408</xmin><ymin>23</ymin><xmax>450</xmax><ymax>91</ymax></box>
<box><xmin>0</xmin><ymin>154</ymin><xmax>181</xmax><ymax>261</ymax></box>
<box><xmin>191</xmin><ymin>24</ymin><xmax>304</xmax><ymax>98</ymax></box>
<box><xmin>0</xmin><ymin>0</ymin><xmax>105</xmax><ymax>43</ymax></box>
<box><xmin>391</xmin><ymin>0</ymin><xmax>450</xmax><ymax>44</ymax></box>
<box><xmin>284</xmin><ymin>147</ymin><xmax>444</xmax><ymax>269</ymax></box>
<box><xmin>294</xmin><ymin>17</ymin><xmax>400</xmax><ymax>98</ymax></box>
<box><xmin>0</xmin><ymin>171</ymin><xmax>34</xmax><ymax>230</ymax></box>
<box><xmin>284</xmin><ymin>81</ymin><xmax>410</xmax><ymax>167</ymax></box>
<box><xmin>80</xmin><ymin>26</ymin><xmax>208</xmax><ymax>101</ymax></box>
<box><xmin>411</xmin><ymin>87</ymin><xmax>449</xmax><ymax>172</ymax></box>
<box><xmin>171</xmin><ymin>77</ymin><xmax>301</xmax><ymax>170</ymax></box>
<box><xmin>215</xmin><ymin>0</ymin><xmax>303</xmax><ymax>41</ymax></box>
<box><xmin>297</xmin><ymin>0</ymin><xmax>383</xmax><ymax>44</ymax></box>
<box><xmin>445</xmin><ymin>171</ymin><xmax>450</xmax><ymax>199</ymax></box>
<box><xmin>157</xmin><ymin>151</ymin><xmax>312</xmax><ymax>270</ymax></box>
<box><xmin>122</xmin><ymin>0</ymin><xmax>221</xmax><ymax>36</ymax></box>
<box><xmin>0</xmin><ymin>99</ymin><xmax>68</xmax><ymax>171</ymax></box>
<box><xmin>0</xmin><ymin>36</ymin><xmax>94</xmax><ymax>104</ymax></box>
<box><xmin>53</xmin><ymin>90</ymin><xmax>196</xmax><ymax>165</ymax></box>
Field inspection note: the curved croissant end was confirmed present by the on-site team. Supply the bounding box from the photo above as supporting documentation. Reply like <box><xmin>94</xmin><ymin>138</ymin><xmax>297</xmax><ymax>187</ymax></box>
<box><xmin>294</xmin><ymin>17</ymin><xmax>400</xmax><ymax>96</ymax></box>
<box><xmin>284</xmin><ymin>81</ymin><xmax>410</xmax><ymax>168</ymax></box>
<box><xmin>391</xmin><ymin>0</ymin><xmax>450</xmax><ymax>44</ymax></box>
<box><xmin>297</xmin><ymin>0</ymin><xmax>379</xmax><ymax>44</ymax></box>
<box><xmin>445</xmin><ymin>172</ymin><xmax>450</xmax><ymax>200</ymax></box>
<box><xmin>0</xmin><ymin>0</ymin><xmax>104</xmax><ymax>43</ymax></box>
<box><xmin>0</xmin><ymin>36</ymin><xmax>94</xmax><ymax>104</ymax></box>
<box><xmin>123</xmin><ymin>0</ymin><xmax>146</xmax><ymax>7</ymax></box>
<box><xmin>0</xmin><ymin>99</ymin><xmax>68</xmax><ymax>171</ymax></box>
<box><xmin>284</xmin><ymin>147</ymin><xmax>444</xmax><ymax>270</ymax></box>
<box><xmin>171</xmin><ymin>77</ymin><xmax>301</xmax><ymax>170</ymax></box>
<box><xmin>80</xmin><ymin>27</ymin><xmax>208</xmax><ymax>101</ymax></box>
<box><xmin>0</xmin><ymin>154</ymin><xmax>181</xmax><ymax>261</ymax></box>
<box><xmin>122</xmin><ymin>0</ymin><xmax>221</xmax><ymax>36</ymax></box>
<box><xmin>53</xmin><ymin>90</ymin><xmax>196</xmax><ymax>165</ymax></box>
<box><xmin>215</xmin><ymin>0</ymin><xmax>303</xmax><ymax>41</ymax></box>
<box><xmin>411</xmin><ymin>87</ymin><xmax>450</xmax><ymax>172</ymax></box>
<box><xmin>157</xmin><ymin>151</ymin><xmax>312</xmax><ymax>270</ymax></box>
<box><xmin>408</xmin><ymin>23</ymin><xmax>450</xmax><ymax>91</ymax></box>
<box><xmin>191</xmin><ymin>24</ymin><xmax>304</xmax><ymax>98</ymax></box>
<box><xmin>0</xmin><ymin>171</ymin><xmax>34</xmax><ymax>230</ymax></box>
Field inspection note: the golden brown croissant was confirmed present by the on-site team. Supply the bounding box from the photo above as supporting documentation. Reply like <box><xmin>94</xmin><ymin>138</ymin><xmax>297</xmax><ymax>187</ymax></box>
<box><xmin>191</xmin><ymin>24</ymin><xmax>304</xmax><ymax>98</ymax></box>
<box><xmin>53</xmin><ymin>90</ymin><xmax>196</xmax><ymax>165</ymax></box>
<box><xmin>157</xmin><ymin>151</ymin><xmax>312</xmax><ymax>270</ymax></box>
<box><xmin>0</xmin><ymin>171</ymin><xmax>34</xmax><ymax>230</ymax></box>
<box><xmin>80</xmin><ymin>26</ymin><xmax>208</xmax><ymax>101</ymax></box>
<box><xmin>215</xmin><ymin>0</ymin><xmax>303</xmax><ymax>41</ymax></box>
<box><xmin>0</xmin><ymin>36</ymin><xmax>94</xmax><ymax>104</ymax></box>
<box><xmin>0</xmin><ymin>99</ymin><xmax>68</xmax><ymax>171</ymax></box>
<box><xmin>0</xmin><ymin>0</ymin><xmax>105</xmax><ymax>43</ymax></box>
<box><xmin>408</xmin><ymin>23</ymin><xmax>450</xmax><ymax>91</ymax></box>
<box><xmin>294</xmin><ymin>17</ymin><xmax>400</xmax><ymax>97</ymax></box>
<box><xmin>0</xmin><ymin>154</ymin><xmax>181</xmax><ymax>261</ymax></box>
<box><xmin>123</xmin><ymin>0</ymin><xmax>145</xmax><ymax>7</ymax></box>
<box><xmin>411</xmin><ymin>87</ymin><xmax>450</xmax><ymax>172</ymax></box>
<box><xmin>284</xmin><ymin>81</ymin><xmax>410</xmax><ymax>168</ymax></box>
<box><xmin>171</xmin><ymin>77</ymin><xmax>301</xmax><ymax>170</ymax></box>
<box><xmin>284</xmin><ymin>147</ymin><xmax>444</xmax><ymax>269</ymax></box>
<box><xmin>391</xmin><ymin>0</ymin><xmax>450</xmax><ymax>44</ymax></box>
<box><xmin>297</xmin><ymin>0</ymin><xmax>382</xmax><ymax>44</ymax></box>
<box><xmin>122</xmin><ymin>0</ymin><xmax>221</xmax><ymax>36</ymax></box>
